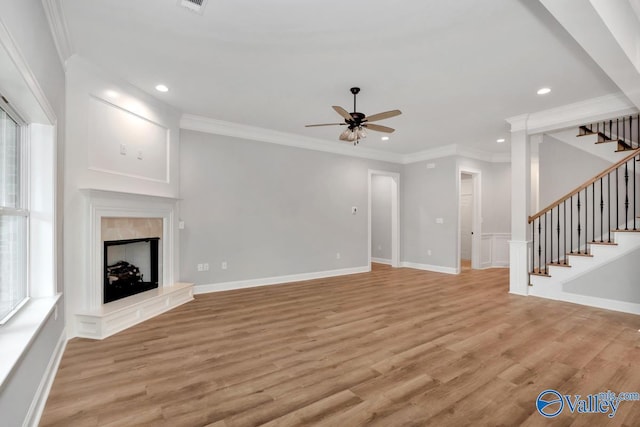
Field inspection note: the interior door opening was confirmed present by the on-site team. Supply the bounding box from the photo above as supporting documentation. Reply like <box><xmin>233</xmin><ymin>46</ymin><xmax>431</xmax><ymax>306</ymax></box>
<box><xmin>458</xmin><ymin>169</ymin><xmax>481</xmax><ymax>272</ymax></box>
<box><xmin>368</xmin><ymin>170</ymin><xmax>400</xmax><ymax>269</ymax></box>
<box><xmin>460</xmin><ymin>173</ymin><xmax>473</xmax><ymax>271</ymax></box>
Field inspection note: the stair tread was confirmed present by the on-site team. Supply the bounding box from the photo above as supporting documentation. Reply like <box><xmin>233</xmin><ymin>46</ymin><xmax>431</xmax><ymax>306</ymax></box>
<box><xmin>613</xmin><ymin>229</ymin><xmax>640</xmax><ymax>232</ymax></box>
<box><xmin>548</xmin><ymin>262</ymin><xmax>571</xmax><ymax>268</ymax></box>
<box><xmin>583</xmin><ymin>140</ymin><xmax>623</xmax><ymax>144</ymax></box>
<box><xmin>589</xmin><ymin>241</ymin><xmax>617</xmax><ymax>245</ymax></box>
<box><xmin>567</xmin><ymin>252</ymin><xmax>593</xmax><ymax>257</ymax></box>
<box><xmin>577</xmin><ymin>129</ymin><xmax>611</xmax><ymax>140</ymax></box>
<box><xmin>530</xmin><ymin>269</ymin><xmax>550</xmax><ymax>277</ymax></box>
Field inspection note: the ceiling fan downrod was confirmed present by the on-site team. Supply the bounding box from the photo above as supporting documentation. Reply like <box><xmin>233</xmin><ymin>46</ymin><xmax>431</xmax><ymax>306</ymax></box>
<box><xmin>351</xmin><ymin>87</ymin><xmax>360</xmax><ymax>114</ymax></box>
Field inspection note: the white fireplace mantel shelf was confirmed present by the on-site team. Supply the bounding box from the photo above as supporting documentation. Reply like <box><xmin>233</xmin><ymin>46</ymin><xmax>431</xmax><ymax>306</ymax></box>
<box><xmin>75</xmin><ymin>282</ymin><xmax>194</xmax><ymax>340</ymax></box>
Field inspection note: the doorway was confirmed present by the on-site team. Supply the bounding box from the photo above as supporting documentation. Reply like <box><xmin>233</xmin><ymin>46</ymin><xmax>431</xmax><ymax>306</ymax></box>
<box><xmin>458</xmin><ymin>169</ymin><xmax>481</xmax><ymax>271</ymax></box>
<box><xmin>368</xmin><ymin>170</ymin><xmax>400</xmax><ymax>268</ymax></box>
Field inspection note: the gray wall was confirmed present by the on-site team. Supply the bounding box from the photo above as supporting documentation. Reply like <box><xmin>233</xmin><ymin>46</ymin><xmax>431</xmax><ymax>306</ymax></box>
<box><xmin>458</xmin><ymin>157</ymin><xmax>511</xmax><ymax>234</ymax></box>
<box><xmin>371</xmin><ymin>175</ymin><xmax>393</xmax><ymax>261</ymax></box>
<box><xmin>179</xmin><ymin>130</ymin><xmax>400</xmax><ymax>284</ymax></box>
<box><xmin>181</xmin><ymin>139</ymin><xmax>512</xmax><ymax>276</ymax></box>
<box><xmin>564</xmin><ymin>247</ymin><xmax>640</xmax><ymax>303</ymax></box>
<box><xmin>402</xmin><ymin>157</ymin><xmax>459</xmax><ymax>268</ymax></box>
<box><xmin>401</xmin><ymin>156</ymin><xmax>511</xmax><ymax>270</ymax></box>
<box><xmin>539</xmin><ymin>134</ymin><xmax>611</xmax><ymax>208</ymax></box>
<box><xmin>0</xmin><ymin>0</ymin><xmax>66</xmax><ymax>425</ymax></box>
<box><xmin>479</xmin><ymin>161</ymin><xmax>511</xmax><ymax>234</ymax></box>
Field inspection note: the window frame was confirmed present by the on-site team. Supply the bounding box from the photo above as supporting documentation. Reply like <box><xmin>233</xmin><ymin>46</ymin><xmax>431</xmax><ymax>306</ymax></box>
<box><xmin>0</xmin><ymin>95</ymin><xmax>30</xmax><ymax>325</ymax></box>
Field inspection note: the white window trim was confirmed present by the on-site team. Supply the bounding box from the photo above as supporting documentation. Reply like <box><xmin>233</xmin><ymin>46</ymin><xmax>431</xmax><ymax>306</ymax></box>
<box><xmin>0</xmin><ymin>100</ymin><xmax>30</xmax><ymax>325</ymax></box>
<box><xmin>0</xmin><ymin>16</ymin><xmax>60</xmax><ymax>389</ymax></box>
<box><xmin>0</xmin><ymin>121</ymin><xmax>58</xmax><ymax>388</ymax></box>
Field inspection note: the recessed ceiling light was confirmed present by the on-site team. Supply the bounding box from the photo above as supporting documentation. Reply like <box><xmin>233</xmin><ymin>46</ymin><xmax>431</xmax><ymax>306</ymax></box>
<box><xmin>537</xmin><ymin>87</ymin><xmax>551</xmax><ymax>95</ymax></box>
<box><xmin>155</xmin><ymin>84</ymin><xmax>169</xmax><ymax>93</ymax></box>
<box><xmin>381</xmin><ymin>136</ymin><xmax>390</xmax><ymax>141</ymax></box>
<box><xmin>497</xmin><ymin>138</ymin><xmax>505</xmax><ymax>143</ymax></box>
<box><xmin>105</xmin><ymin>90</ymin><xmax>118</xmax><ymax>99</ymax></box>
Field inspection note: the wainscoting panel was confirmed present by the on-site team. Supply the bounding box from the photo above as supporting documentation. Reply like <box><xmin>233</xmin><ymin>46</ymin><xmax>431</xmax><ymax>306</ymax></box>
<box><xmin>481</xmin><ymin>233</ymin><xmax>510</xmax><ymax>268</ymax></box>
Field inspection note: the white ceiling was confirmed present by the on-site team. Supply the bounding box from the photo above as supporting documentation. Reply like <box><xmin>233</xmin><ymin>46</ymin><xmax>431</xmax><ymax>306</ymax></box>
<box><xmin>61</xmin><ymin>0</ymin><xmax>620</xmax><ymax>156</ymax></box>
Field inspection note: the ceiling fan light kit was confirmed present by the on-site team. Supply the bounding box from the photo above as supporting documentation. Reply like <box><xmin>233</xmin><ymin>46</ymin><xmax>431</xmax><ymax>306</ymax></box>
<box><xmin>306</xmin><ymin>87</ymin><xmax>401</xmax><ymax>146</ymax></box>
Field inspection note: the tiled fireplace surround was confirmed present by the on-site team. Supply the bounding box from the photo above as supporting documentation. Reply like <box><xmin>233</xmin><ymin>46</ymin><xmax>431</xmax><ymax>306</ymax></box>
<box><xmin>74</xmin><ymin>190</ymin><xmax>193</xmax><ymax>339</ymax></box>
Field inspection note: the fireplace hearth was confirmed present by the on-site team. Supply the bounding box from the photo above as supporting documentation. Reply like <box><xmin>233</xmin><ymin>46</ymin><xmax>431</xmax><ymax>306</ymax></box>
<box><xmin>104</xmin><ymin>237</ymin><xmax>160</xmax><ymax>303</ymax></box>
<box><xmin>74</xmin><ymin>189</ymin><xmax>193</xmax><ymax>340</ymax></box>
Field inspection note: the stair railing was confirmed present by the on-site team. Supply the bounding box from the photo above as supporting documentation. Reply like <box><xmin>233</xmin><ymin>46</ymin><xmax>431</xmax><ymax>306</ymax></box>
<box><xmin>578</xmin><ymin>113</ymin><xmax>639</xmax><ymax>151</ymax></box>
<box><xmin>528</xmin><ymin>147</ymin><xmax>640</xmax><ymax>276</ymax></box>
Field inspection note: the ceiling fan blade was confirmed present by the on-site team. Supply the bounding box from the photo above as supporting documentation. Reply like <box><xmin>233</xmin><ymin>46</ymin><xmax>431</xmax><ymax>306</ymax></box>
<box><xmin>364</xmin><ymin>123</ymin><xmax>395</xmax><ymax>133</ymax></box>
<box><xmin>305</xmin><ymin>123</ymin><xmax>345</xmax><ymax>127</ymax></box>
<box><xmin>332</xmin><ymin>106</ymin><xmax>353</xmax><ymax>122</ymax></box>
<box><xmin>364</xmin><ymin>109</ymin><xmax>402</xmax><ymax>123</ymax></box>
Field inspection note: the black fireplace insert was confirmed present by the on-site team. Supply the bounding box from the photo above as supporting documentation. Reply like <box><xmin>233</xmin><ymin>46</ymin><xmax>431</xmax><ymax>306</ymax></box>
<box><xmin>103</xmin><ymin>237</ymin><xmax>160</xmax><ymax>303</ymax></box>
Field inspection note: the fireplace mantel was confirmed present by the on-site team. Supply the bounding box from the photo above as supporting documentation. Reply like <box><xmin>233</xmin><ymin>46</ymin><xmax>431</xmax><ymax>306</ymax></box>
<box><xmin>74</xmin><ymin>189</ymin><xmax>193</xmax><ymax>339</ymax></box>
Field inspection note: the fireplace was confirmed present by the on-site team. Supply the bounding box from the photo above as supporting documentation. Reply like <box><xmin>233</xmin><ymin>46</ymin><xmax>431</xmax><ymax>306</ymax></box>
<box><xmin>103</xmin><ymin>237</ymin><xmax>160</xmax><ymax>303</ymax></box>
<box><xmin>74</xmin><ymin>189</ymin><xmax>193</xmax><ymax>340</ymax></box>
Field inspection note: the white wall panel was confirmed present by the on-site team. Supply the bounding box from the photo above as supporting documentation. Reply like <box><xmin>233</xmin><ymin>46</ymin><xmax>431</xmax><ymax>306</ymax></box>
<box><xmin>88</xmin><ymin>97</ymin><xmax>169</xmax><ymax>182</ymax></box>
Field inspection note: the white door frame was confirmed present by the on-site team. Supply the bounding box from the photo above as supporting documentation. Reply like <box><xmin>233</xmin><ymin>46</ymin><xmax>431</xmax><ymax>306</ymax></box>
<box><xmin>457</xmin><ymin>168</ymin><xmax>482</xmax><ymax>270</ymax></box>
<box><xmin>368</xmin><ymin>170</ymin><xmax>400</xmax><ymax>268</ymax></box>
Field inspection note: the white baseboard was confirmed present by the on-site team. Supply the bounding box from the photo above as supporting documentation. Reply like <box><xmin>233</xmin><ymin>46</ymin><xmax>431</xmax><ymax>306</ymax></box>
<box><xmin>371</xmin><ymin>257</ymin><xmax>392</xmax><ymax>265</ymax></box>
<box><xmin>529</xmin><ymin>292</ymin><xmax>640</xmax><ymax>316</ymax></box>
<box><xmin>482</xmin><ymin>265</ymin><xmax>509</xmax><ymax>270</ymax></box>
<box><xmin>400</xmin><ymin>261</ymin><xmax>459</xmax><ymax>275</ymax></box>
<box><xmin>194</xmin><ymin>266</ymin><xmax>371</xmax><ymax>294</ymax></box>
<box><xmin>24</xmin><ymin>328</ymin><xmax>67</xmax><ymax>427</ymax></box>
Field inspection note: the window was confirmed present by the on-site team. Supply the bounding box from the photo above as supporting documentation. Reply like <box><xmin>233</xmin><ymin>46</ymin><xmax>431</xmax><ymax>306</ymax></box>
<box><xmin>0</xmin><ymin>100</ymin><xmax>28</xmax><ymax>324</ymax></box>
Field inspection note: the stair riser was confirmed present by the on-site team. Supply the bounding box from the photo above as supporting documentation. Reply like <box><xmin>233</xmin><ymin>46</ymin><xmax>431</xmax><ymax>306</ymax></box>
<box><xmin>530</xmin><ymin>232</ymin><xmax>640</xmax><ymax>287</ymax></box>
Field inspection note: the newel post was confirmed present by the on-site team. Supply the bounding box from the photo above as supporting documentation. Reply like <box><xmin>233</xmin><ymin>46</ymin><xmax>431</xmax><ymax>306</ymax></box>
<box><xmin>507</xmin><ymin>114</ymin><xmax>531</xmax><ymax>295</ymax></box>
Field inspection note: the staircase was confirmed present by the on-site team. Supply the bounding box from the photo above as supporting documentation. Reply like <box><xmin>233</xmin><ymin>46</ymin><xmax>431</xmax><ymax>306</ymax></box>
<box><xmin>528</xmin><ymin>113</ymin><xmax>640</xmax><ymax>314</ymax></box>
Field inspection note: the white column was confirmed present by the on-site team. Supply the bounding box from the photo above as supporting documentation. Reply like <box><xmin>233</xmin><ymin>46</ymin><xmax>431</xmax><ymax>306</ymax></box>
<box><xmin>530</xmin><ymin>134</ymin><xmax>542</xmax><ymax>214</ymax></box>
<box><xmin>508</xmin><ymin>115</ymin><xmax>531</xmax><ymax>295</ymax></box>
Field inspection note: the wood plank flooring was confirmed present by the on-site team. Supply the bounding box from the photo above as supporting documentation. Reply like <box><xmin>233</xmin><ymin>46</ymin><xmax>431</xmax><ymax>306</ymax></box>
<box><xmin>41</xmin><ymin>264</ymin><xmax>640</xmax><ymax>426</ymax></box>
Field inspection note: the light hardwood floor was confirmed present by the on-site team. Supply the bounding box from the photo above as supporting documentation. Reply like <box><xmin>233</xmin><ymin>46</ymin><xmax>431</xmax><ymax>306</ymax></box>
<box><xmin>41</xmin><ymin>264</ymin><xmax>640</xmax><ymax>426</ymax></box>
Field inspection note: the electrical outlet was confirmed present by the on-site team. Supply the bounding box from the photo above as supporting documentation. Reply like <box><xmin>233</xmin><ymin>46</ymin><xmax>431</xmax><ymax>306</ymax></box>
<box><xmin>351</xmin><ymin>206</ymin><xmax>357</xmax><ymax>215</ymax></box>
<box><xmin>427</xmin><ymin>250</ymin><xmax>432</xmax><ymax>256</ymax></box>
<box><xmin>203</xmin><ymin>263</ymin><xmax>209</xmax><ymax>271</ymax></box>
<box><xmin>436</xmin><ymin>218</ymin><xmax>444</xmax><ymax>224</ymax></box>
<box><xmin>197</xmin><ymin>263</ymin><xmax>203</xmax><ymax>272</ymax></box>
<box><xmin>137</xmin><ymin>150</ymin><xmax>143</xmax><ymax>160</ymax></box>
<box><xmin>120</xmin><ymin>144</ymin><xmax>126</xmax><ymax>155</ymax></box>
<box><xmin>336</xmin><ymin>252</ymin><xmax>341</xmax><ymax>259</ymax></box>
<box><xmin>178</xmin><ymin>221</ymin><xmax>185</xmax><ymax>229</ymax></box>
<box><xmin>221</xmin><ymin>261</ymin><xmax>228</xmax><ymax>270</ymax></box>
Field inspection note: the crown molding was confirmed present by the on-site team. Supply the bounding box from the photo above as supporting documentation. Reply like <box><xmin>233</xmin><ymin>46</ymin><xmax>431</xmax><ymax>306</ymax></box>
<box><xmin>457</xmin><ymin>146</ymin><xmax>511</xmax><ymax>163</ymax></box>
<box><xmin>42</xmin><ymin>0</ymin><xmax>74</xmax><ymax>68</ymax></box>
<box><xmin>402</xmin><ymin>144</ymin><xmax>510</xmax><ymax>164</ymax></box>
<box><xmin>182</xmin><ymin>114</ymin><xmax>511</xmax><ymax>165</ymax></box>
<box><xmin>180</xmin><ymin>114</ymin><xmax>405</xmax><ymax>164</ymax></box>
<box><xmin>507</xmin><ymin>92</ymin><xmax>637</xmax><ymax>134</ymax></box>
<box><xmin>401</xmin><ymin>144</ymin><xmax>458</xmax><ymax>164</ymax></box>
<box><xmin>506</xmin><ymin>114</ymin><xmax>529</xmax><ymax>132</ymax></box>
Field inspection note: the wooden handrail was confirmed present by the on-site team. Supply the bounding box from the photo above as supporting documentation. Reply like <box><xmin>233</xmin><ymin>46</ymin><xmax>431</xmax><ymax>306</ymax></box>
<box><xmin>528</xmin><ymin>147</ymin><xmax>640</xmax><ymax>223</ymax></box>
